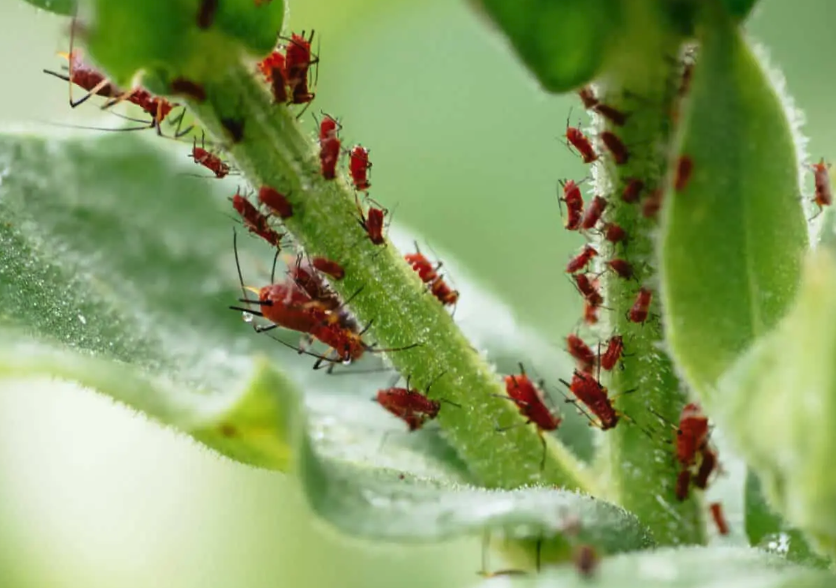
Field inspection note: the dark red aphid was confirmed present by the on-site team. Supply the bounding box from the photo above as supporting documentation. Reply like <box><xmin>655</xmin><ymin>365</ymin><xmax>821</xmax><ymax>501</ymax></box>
<box><xmin>566</xmin><ymin>245</ymin><xmax>598</xmax><ymax>274</ymax></box>
<box><xmin>319</xmin><ymin>114</ymin><xmax>342</xmax><ymax>180</ymax></box>
<box><xmin>710</xmin><ymin>502</ymin><xmax>729</xmax><ymax>536</ymax></box>
<box><xmin>356</xmin><ymin>196</ymin><xmax>387</xmax><ymax>245</ymax></box>
<box><xmin>349</xmin><ymin>145</ymin><xmax>372</xmax><ymax>192</ymax></box>
<box><xmin>693</xmin><ymin>446</ymin><xmax>718</xmax><ymax>490</ymax></box>
<box><xmin>232</xmin><ymin>192</ymin><xmax>283</xmax><ymax>247</ymax></box>
<box><xmin>578</xmin><ymin>86</ymin><xmax>598</xmax><ymax>109</ymax></box>
<box><xmin>622</xmin><ymin>178</ymin><xmax>644</xmax><ymax>203</ymax></box>
<box><xmin>583</xmin><ymin>300</ymin><xmax>599</xmax><ymax>325</ymax></box>
<box><xmin>593</xmin><ymin>103</ymin><xmax>628</xmax><ymax>127</ymax></box>
<box><xmin>559</xmin><ymin>179</ymin><xmax>585</xmax><ymax>231</ymax></box>
<box><xmin>566</xmin><ymin>126</ymin><xmax>598</xmax><ymax>164</ymax></box>
<box><xmin>246</xmin><ymin>282</ymin><xmax>325</xmax><ymax>333</ymax></box>
<box><xmin>312</xmin><ymin>257</ymin><xmax>345</xmax><ymax>280</ymax></box>
<box><xmin>44</xmin><ymin>50</ymin><xmax>122</xmax><ymax>108</ymax></box>
<box><xmin>503</xmin><ymin>366</ymin><xmax>562</xmax><ymax>468</ymax></box>
<box><xmin>376</xmin><ymin>385</ymin><xmax>441</xmax><ymax>432</ymax></box>
<box><xmin>566</xmin><ymin>334</ymin><xmax>596</xmax><ymax>373</ymax></box>
<box><xmin>561</xmin><ymin>370</ymin><xmax>619</xmax><ymax>430</ymax></box>
<box><xmin>170</xmin><ymin>78</ymin><xmax>207</xmax><ymax>102</ymax></box>
<box><xmin>607</xmin><ymin>259</ymin><xmax>634</xmax><ymax>280</ymax></box>
<box><xmin>601</xmin><ymin>131</ymin><xmax>629</xmax><ymax>165</ymax></box>
<box><xmin>601</xmin><ymin>222</ymin><xmax>627</xmax><ymax>245</ymax></box>
<box><xmin>628</xmin><ymin>287</ymin><xmax>653</xmax><ymax>324</ymax></box>
<box><xmin>573</xmin><ymin>274</ymin><xmax>603</xmax><ymax>307</ymax></box>
<box><xmin>192</xmin><ymin>137</ymin><xmax>231</xmax><ymax>178</ymax></box>
<box><xmin>573</xmin><ymin>545</ymin><xmax>599</xmax><ymax>578</ymax></box>
<box><xmin>197</xmin><ymin>0</ymin><xmax>219</xmax><ymax>28</ymax></box>
<box><xmin>674</xmin><ymin>155</ymin><xmax>694</xmax><ymax>191</ymax></box>
<box><xmin>259</xmin><ymin>50</ymin><xmax>286</xmax><ymax>83</ymax></box>
<box><xmin>258</xmin><ymin>186</ymin><xmax>293</xmax><ymax>219</ymax></box>
<box><xmin>599</xmin><ymin>335</ymin><xmax>624</xmax><ymax>371</ymax></box>
<box><xmin>284</xmin><ymin>31</ymin><xmax>318</xmax><ymax>105</ymax></box>
<box><xmin>676</xmin><ymin>403</ymin><xmax>709</xmax><ymax>467</ymax></box>
<box><xmin>642</xmin><ymin>188</ymin><xmax>664</xmax><ymax>219</ymax></box>
<box><xmin>581</xmin><ymin>196</ymin><xmax>607</xmax><ymax>230</ymax></box>
<box><xmin>675</xmin><ymin>468</ymin><xmax>691</xmax><ymax>501</ymax></box>
<box><xmin>430</xmin><ymin>278</ymin><xmax>459</xmax><ymax>307</ymax></box>
<box><xmin>288</xmin><ymin>257</ymin><xmax>343</xmax><ymax>311</ymax></box>
<box><xmin>812</xmin><ymin>158</ymin><xmax>833</xmax><ymax>212</ymax></box>
<box><xmin>405</xmin><ymin>248</ymin><xmax>440</xmax><ymax>284</ymax></box>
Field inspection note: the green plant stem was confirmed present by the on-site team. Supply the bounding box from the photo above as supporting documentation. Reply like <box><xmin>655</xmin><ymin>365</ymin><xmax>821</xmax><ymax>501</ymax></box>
<box><xmin>593</xmin><ymin>2</ymin><xmax>704</xmax><ymax>545</ymax></box>
<box><xmin>183</xmin><ymin>66</ymin><xmax>595</xmax><ymax>494</ymax></box>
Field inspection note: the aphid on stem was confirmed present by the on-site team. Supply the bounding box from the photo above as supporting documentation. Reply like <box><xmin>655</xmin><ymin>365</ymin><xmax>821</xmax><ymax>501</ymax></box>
<box><xmin>566</xmin><ymin>334</ymin><xmax>596</xmax><ymax>373</ymax></box>
<box><xmin>312</xmin><ymin>256</ymin><xmax>345</xmax><ymax>280</ymax></box>
<box><xmin>599</xmin><ymin>335</ymin><xmax>624</xmax><ymax>371</ymax></box>
<box><xmin>565</xmin><ymin>123</ymin><xmax>598</xmax><ymax>164</ymax></box>
<box><xmin>580</xmin><ymin>196</ymin><xmax>607</xmax><ymax>230</ymax></box>
<box><xmin>604</xmin><ymin>258</ymin><xmax>635</xmax><ymax>281</ymax></box>
<box><xmin>558</xmin><ymin>179</ymin><xmax>585</xmax><ymax>231</ymax></box>
<box><xmin>628</xmin><ymin>287</ymin><xmax>653</xmax><ymax>324</ymax></box>
<box><xmin>622</xmin><ymin>178</ymin><xmax>644</xmax><ymax>203</ymax></box>
<box><xmin>192</xmin><ymin>135</ymin><xmax>231</xmax><ymax>178</ymax></box>
<box><xmin>349</xmin><ymin>145</ymin><xmax>372</xmax><ymax>192</ymax></box>
<box><xmin>600</xmin><ymin>130</ymin><xmax>629</xmax><ymax>165</ymax></box>
<box><xmin>709</xmin><ymin>502</ymin><xmax>729</xmax><ymax>536</ymax></box>
<box><xmin>258</xmin><ymin>186</ymin><xmax>293</xmax><ymax>219</ymax></box>
<box><xmin>674</xmin><ymin>155</ymin><xmax>694</xmax><ymax>192</ymax></box>
<box><xmin>565</xmin><ymin>244</ymin><xmax>598</xmax><ymax>274</ymax></box>
<box><xmin>356</xmin><ymin>195</ymin><xmax>388</xmax><ymax>245</ymax></box>
<box><xmin>601</xmin><ymin>222</ymin><xmax>628</xmax><ymax>245</ymax></box>
<box><xmin>231</xmin><ymin>191</ymin><xmax>284</xmax><ymax>248</ymax></box>
<box><xmin>375</xmin><ymin>372</ymin><xmax>455</xmax><ymax>432</ymax></box>
<box><xmin>811</xmin><ymin>158</ymin><xmax>833</xmax><ymax>216</ymax></box>
<box><xmin>559</xmin><ymin>370</ymin><xmax>619</xmax><ymax>431</ymax></box>
<box><xmin>642</xmin><ymin>188</ymin><xmax>664</xmax><ymax>219</ymax></box>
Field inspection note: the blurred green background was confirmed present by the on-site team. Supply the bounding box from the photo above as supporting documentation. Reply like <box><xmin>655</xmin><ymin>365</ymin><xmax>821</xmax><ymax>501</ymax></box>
<box><xmin>1</xmin><ymin>0</ymin><xmax>835</xmax><ymax>586</ymax></box>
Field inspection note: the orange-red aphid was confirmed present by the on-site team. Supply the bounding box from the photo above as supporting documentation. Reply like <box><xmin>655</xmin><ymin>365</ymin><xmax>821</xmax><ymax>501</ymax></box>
<box><xmin>674</xmin><ymin>155</ymin><xmax>694</xmax><ymax>192</ymax></box>
<box><xmin>676</xmin><ymin>403</ymin><xmax>709</xmax><ymax>466</ymax></box>
<box><xmin>642</xmin><ymin>188</ymin><xmax>664</xmax><ymax>219</ymax></box>
<box><xmin>622</xmin><ymin>178</ymin><xmax>644</xmax><ymax>203</ymax></box>
<box><xmin>581</xmin><ymin>196</ymin><xmax>607</xmax><ymax>230</ymax></box>
<box><xmin>566</xmin><ymin>245</ymin><xmax>598</xmax><ymax>274</ymax></box>
<box><xmin>628</xmin><ymin>287</ymin><xmax>653</xmax><ymax>324</ymax></box>
<box><xmin>599</xmin><ymin>335</ymin><xmax>624</xmax><ymax>371</ymax></box>
<box><xmin>405</xmin><ymin>250</ymin><xmax>440</xmax><ymax>284</ymax></box>
<box><xmin>601</xmin><ymin>131</ymin><xmax>629</xmax><ymax>165</ymax></box>
<box><xmin>601</xmin><ymin>222</ymin><xmax>627</xmax><ymax>245</ymax></box>
<box><xmin>812</xmin><ymin>158</ymin><xmax>833</xmax><ymax>212</ymax></box>
<box><xmin>675</xmin><ymin>468</ymin><xmax>691</xmax><ymax>501</ymax></box>
<box><xmin>693</xmin><ymin>446</ymin><xmax>718</xmax><ymax>490</ymax></box>
<box><xmin>583</xmin><ymin>300</ymin><xmax>599</xmax><ymax>325</ymax></box>
<box><xmin>312</xmin><ymin>257</ymin><xmax>345</xmax><ymax>280</ymax></box>
<box><xmin>349</xmin><ymin>145</ymin><xmax>372</xmax><ymax>192</ymax></box>
<box><xmin>258</xmin><ymin>186</ymin><xmax>293</xmax><ymax>219</ymax></box>
<box><xmin>566</xmin><ymin>126</ymin><xmax>598</xmax><ymax>164</ymax></box>
<box><xmin>709</xmin><ymin>502</ymin><xmax>729</xmax><ymax>536</ymax></box>
<box><xmin>567</xmin><ymin>334</ymin><xmax>596</xmax><ymax>373</ymax></box>
<box><xmin>250</xmin><ymin>282</ymin><xmax>324</xmax><ymax>333</ymax></box>
<box><xmin>430</xmin><ymin>278</ymin><xmax>459</xmax><ymax>307</ymax></box>
<box><xmin>356</xmin><ymin>197</ymin><xmax>387</xmax><ymax>245</ymax></box>
<box><xmin>607</xmin><ymin>258</ymin><xmax>634</xmax><ymax>281</ymax></box>
<box><xmin>559</xmin><ymin>179</ymin><xmax>585</xmax><ymax>231</ymax></box>
<box><xmin>573</xmin><ymin>274</ymin><xmax>603</xmax><ymax>307</ymax></box>
<box><xmin>192</xmin><ymin>138</ymin><xmax>231</xmax><ymax>178</ymax></box>
<box><xmin>232</xmin><ymin>193</ymin><xmax>283</xmax><ymax>247</ymax></box>
<box><xmin>376</xmin><ymin>386</ymin><xmax>441</xmax><ymax>432</ymax></box>
<box><xmin>197</xmin><ymin>0</ymin><xmax>219</xmax><ymax>28</ymax></box>
<box><xmin>562</xmin><ymin>370</ymin><xmax>619</xmax><ymax>430</ymax></box>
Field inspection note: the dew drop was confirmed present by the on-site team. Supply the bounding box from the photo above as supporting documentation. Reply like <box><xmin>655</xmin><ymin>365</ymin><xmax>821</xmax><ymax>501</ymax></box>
<box><xmin>242</xmin><ymin>312</ymin><xmax>254</xmax><ymax>323</ymax></box>
<box><xmin>77</xmin><ymin>314</ymin><xmax>86</xmax><ymax>325</ymax></box>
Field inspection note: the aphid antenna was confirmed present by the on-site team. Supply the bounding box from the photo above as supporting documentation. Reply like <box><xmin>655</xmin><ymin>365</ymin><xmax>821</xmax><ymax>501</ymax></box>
<box><xmin>37</xmin><ymin>119</ymin><xmax>157</xmax><ymax>134</ymax></box>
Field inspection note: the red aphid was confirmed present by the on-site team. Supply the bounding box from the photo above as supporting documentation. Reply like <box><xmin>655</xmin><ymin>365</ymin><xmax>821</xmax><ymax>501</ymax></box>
<box><xmin>812</xmin><ymin>158</ymin><xmax>833</xmax><ymax>211</ymax></box>
<box><xmin>44</xmin><ymin>51</ymin><xmax>122</xmax><ymax>106</ymax></box>
<box><xmin>607</xmin><ymin>258</ymin><xmax>634</xmax><ymax>280</ymax></box>
<box><xmin>258</xmin><ymin>186</ymin><xmax>293</xmax><ymax>219</ymax></box>
<box><xmin>593</xmin><ymin>103</ymin><xmax>628</xmax><ymax>127</ymax></box>
<box><xmin>431</xmin><ymin>278</ymin><xmax>459</xmax><ymax>307</ymax></box>
<box><xmin>583</xmin><ymin>300</ymin><xmax>599</xmax><ymax>325</ymax></box>
<box><xmin>405</xmin><ymin>251</ymin><xmax>440</xmax><ymax>284</ymax></box>
<box><xmin>601</xmin><ymin>131</ymin><xmax>629</xmax><ymax>165</ymax></box>
<box><xmin>622</xmin><ymin>178</ymin><xmax>644</xmax><ymax>203</ymax></box>
<box><xmin>232</xmin><ymin>193</ymin><xmax>283</xmax><ymax>247</ymax></box>
<box><xmin>566</xmin><ymin>245</ymin><xmax>598</xmax><ymax>274</ymax></box>
<box><xmin>376</xmin><ymin>387</ymin><xmax>441</xmax><ymax>432</ymax></box>
<box><xmin>563</xmin><ymin>370</ymin><xmax>619</xmax><ymax>430</ymax></box>
<box><xmin>170</xmin><ymin>78</ymin><xmax>207</xmax><ymax>102</ymax></box>
<box><xmin>602</xmin><ymin>222</ymin><xmax>627</xmax><ymax>245</ymax></box>
<box><xmin>581</xmin><ymin>196</ymin><xmax>607</xmax><ymax>230</ymax></box>
<box><xmin>312</xmin><ymin>256</ymin><xmax>345</xmax><ymax>280</ymax></box>
<box><xmin>252</xmin><ymin>282</ymin><xmax>324</xmax><ymax>333</ymax></box>
<box><xmin>675</xmin><ymin>468</ymin><xmax>691</xmax><ymax>501</ymax></box>
<box><xmin>504</xmin><ymin>370</ymin><xmax>561</xmax><ymax>432</ymax></box>
<box><xmin>676</xmin><ymin>403</ymin><xmax>709</xmax><ymax>466</ymax></box>
<box><xmin>349</xmin><ymin>145</ymin><xmax>372</xmax><ymax>192</ymax></box>
<box><xmin>709</xmin><ymin>502</ymin><xmax>729</xmax><ymax>536</ymax></box>
<box><xmin>357</xmin><ymin>197</ymin><xmax>387</xmax><ymax>245</ymax></box>
<box><xmin>573</xmin><ymin>274</ymin><xmax>603</xmax><ymax>307</ymax></box>
<box><xmin>578</xmin><ymin>86</ymin><xmax>598</xmax><ymax>109</ymax></box>
<box><xmin>599</xmin><ymin>335</ymin><xmax>624</xmax><ymax>371</ymax></box>
<box><xmin>320</xmin><ymin>136</ymin><xmax>341</xmax><ymax>179</ymax></box>
<box><xmin>628</xmin><ymin>287</ymin><xmax>653</xmax><ymax>324</ymax></box>
<box><xmin>693</xmin><ymin>446</ymin><xmax>718</xmax><ymax>490</ymax></box>
<box><xmin>288</xmin><ymin>260</ymin><xmax>342</xmax><ymax>311</ymax></box>
<box><xmin>284</xmin><ymin>31</ymin><xmax>317</xmax><ymax>105</ymax></box>
<box><xmin>573</xmin><ymin>545</ymin><xmax>599</xmax><ymax>578</ymax></box>
<box><xmin>124</xmin><ymin>88</ymin><xmax>176</xmax><ymax>124</ymax></box>
<box><xmin>566</xmin><ymin>126</ymin><xmax>598</xmax><ymax>164</ymax></box>
<box><xmin>559</xmin><ymin>179</ymin><xmax>585</xmax><ymax>231</ymax></box>
<box><xmin>259</xmin><ymin>50</ymin><xmax>286</xmax><ymax>83</ymax></box>
<box><xmin>310</xmin><ymin>320</ymin><xmax>367</xmax><ymax>364</ymax></box>
<box><xmin>566</xmin><ymin>334</ymin><xmax>596</xmax><ymax>373</ymax></box>
<box><xmin>642</xmin><ymin>188</ymin><xmax>664</xmax><ymax>219</ymax></box>
<box><xmin>319</xmin><ymin>114</ymin><xmax>340</xmax><ymax>141</ymax></box>
<box><xmin>271</xmin><ymin>65</ymin><xmax>289</xmax><ymax>103</ymax></box>
<box><xmin>192</xmin><ymin>138</ymin><xmax>231</xmax><ymax>178</ymax></box>
<box><xmin>674</xmin><ymin>155</ymin><xmax>694</xmax><ymax>191</ymax></box>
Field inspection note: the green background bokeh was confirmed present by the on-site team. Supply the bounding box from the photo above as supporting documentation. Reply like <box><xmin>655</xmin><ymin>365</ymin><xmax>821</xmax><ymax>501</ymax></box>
<box><xmin>1</xmin><ymin>0</ymin><xmax>835</xmax><ymax>586</ymax></box>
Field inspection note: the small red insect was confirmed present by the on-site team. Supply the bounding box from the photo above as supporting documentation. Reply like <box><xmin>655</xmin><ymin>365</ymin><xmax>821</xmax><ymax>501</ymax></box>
<box><xmin>245</xmin><ymin>282</ymin><xmax>325</xmax><ymax>334</ymax></box>
<box><xmin>288</xmin><ymin>257</ymin><xmax>343</xmax><ymax>312</ymax></box>
<box><xmin>503</xmin><ymin>365</ymin><xmax>562</xmax><ymax>468</ymax></box>
<box><xmin>349</xmin><ymin>145</ymin><xmax>372</xmax><ymax>192</ymax></box>
<box><xmin>601</xmin><ymin>222</ymin><xmax>628</xmax><ymax>245</ymax></box>
<box><xmin>284</xmin><ymin>31</ymin><xmax>318</xmax><ymax>106</ymax></box>
<box><xmin>642</xmin><ymin>188</ymin><xmax>664</xmax><ymax>219</ymax></box>
<box><xmin>566</xmin><ymin>245</ymin><xmax>598</xmax><ymax>274</ymax></box>
<box><xmin>599</xmin><ymin>335</ymin><xmax>624</xmax><ymax>371</ymax></box>
<box><xmin>559</xmin><ymin>179</ymin><xmax>585</xmax><ymax>231</ymax></box>
<box><xmin>430</xmin><ymin>278</ymin><xmax>459</xmax><ymax>308</ymax></box>
<box><xmin>258</xmin><ymin>186</ymin><xmax>293</xmax><ymax>219</ymax></box>
<box><xmin>581</xmin><ymin>195</ymin><xmax>607</xmax><ymax>230</ymax></box>
<box><xmin>601</xmin><ymin>131</ymin><xmax>629</xmax><ymax>165</ymax></box>
<box><xmin>593</xmin><ymin>103</ymin><xmax>628</xmax><ymax>127</ymax></box>
<box><xmin>232</xmin><ymin>192</ymin><xmax>284</xmax><ymax>247</ymax></box>
<box><xmin>578</xmin><ymin>86</ymin><xmax>598</xmax><ymax>109</ymax></box>
<box><xmin>376</xmin><ymin>375</ymin><xmax>450</xmax><ymax>432</ymax></box>
<box><xmin>693</xmin><ymin>446</ymin><xmax>718</xmax><ymax>490</ymax></box>
<box><xmin>566</xmin><ymin>126</ymin><xmax>598</xmax><ymax>164</ymax></box>
<box><xmin>622</xmin><ymin>178</ymin><xmax>644</xmax><ymax>203</ymax></box>
<box><xmin>192</xmin><ymin>136</ymin><xmax>231</xmax><ymax>178</ymax></box>
<box><xmin>318</xmin><ymin>114</ymin><xmax>342</xmax><ymax>180</ymax></box>
<box><xmin>259</xmin><ymin>49</ymin><xmax>286</xmax><ymax>82</ymax></box>
<box><xmin>566</xmin><ymin>334</ymin><xmax>596</xmax><ymax>373</ymax></box>
<box><xmin>676</xmin><ymin>403</ymin><xmax>709</xmax><ymax>467</ymax></box>
<box><xmin>573</xmin><ymin>545</ymin><xmax>599</xmax><ymax>578</ymax></box>
<box><xmin>812</xmin><ymin>158</ymin><xmax>833</xmax><ymax>213</ymax></box>
<box><xmin>170</xmin><ymin>78</ymin><xmax>207</xmax><ymax>102</ymax></box>
<box><xmin>312</xmin><ymin>256</ymin><xmax>345</xmax><ymax>280</ymax></box>
<box><xmin>709</xmin><ymin>502</ymin><xmax>729</xmax><ymax>536</ymax></box>
<box><xmin>319</xmin><ymin>113</ymin><xmax>340</xmax><ymax>141</ymax></box>
<box><xmin>405</xmin><ymin>246</ymin><xmax>441</xmax><ymax>284</ymax></box>
<box><xmin>197</xmin><ymin>0</ymin><xmax>219</xmax><ymax>28</ymax></box>
<box><xmin>583</xmin><ymin>299</ymin><xmax>599</xmax><ymax>325</ymax></box>
<box><xmin>675</xmin><ymin>468</ymin><xmax>691</xmax><ymax>501</ymax></box>
<box><xmin>561</xmin><ymin>370</ymin><xmax>619</xmax><ymax>430</ymax></box>
<box><xmin>356</xmin><ymin>196</ymin><xmax>387</xmax><ymax>245</ymax></box>
<box><xmin>573</xmin><ymin>274</ymin><xmax>604</xmax><ymax>308</ymax></box>
<box><xmin>606</xmin><ymin>258</ymin><xmax>634</xmax><ymax>281</ymax></box>
<box><xmin>44</xmin><ymin>50</ymin><xmax>122</xmax><ymax>108</ymax></box>
<box><xmin>674</xmin><ymin>155</ymin><xmax>694</xmax><ymax>191</ymax></box>
<box><xmin>628</xmin><ymin>287</ymin><xmax>653</xmax><ymax>324</ymax></box>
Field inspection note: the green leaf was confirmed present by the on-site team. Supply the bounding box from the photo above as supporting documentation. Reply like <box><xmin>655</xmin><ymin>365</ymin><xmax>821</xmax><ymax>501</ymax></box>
<box><xmin>470</xmin><ymin>0</ymin><xmax>621</xmax><ymax>93</ymax></box>
<box><xmin>659</xmin><ymin>2</ymin><xmax>808</xmax><ymax>400</ymax></box>
<box><xmin>21</xmin><ymin>0</ymin><xmax>75</xmax><ymax>15</ymax></box>
<box><xmin>722</xmin><ymin>0</ymin><xmax>759</xmax><ymax>20</ymax></box>
<box><xmin>718</xmin><ymin>249</ymin><xmax>836</xmax><ymax>563</ymax></box>
<box><xmin>745</xmin><ymin>470</ymin><xmax>830</xmax><ymax>568</ymax></box>
<box><xmin>490</xmin><ymin>546</ymin><xmax>830</xmax><ymax>587</ymax></box>
<box><xmin>0</xmin><ymin>131</ymin><xmax>302</xmax><ymax>470</ymax></box>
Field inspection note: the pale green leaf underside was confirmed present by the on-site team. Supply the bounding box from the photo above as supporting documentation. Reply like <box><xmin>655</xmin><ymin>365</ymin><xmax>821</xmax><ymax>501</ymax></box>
<box><xmin>21</xmin><ymin>0</ymin><xmax>76</xmax><ymax>16</ymax></box>
<box><xmin>488</xmin><ymin>546</ymin><xmax>829</xmax><ymax>588</ymax></box>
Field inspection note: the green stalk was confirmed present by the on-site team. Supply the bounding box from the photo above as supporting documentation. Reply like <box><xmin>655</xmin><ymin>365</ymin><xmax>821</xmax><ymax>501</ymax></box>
<box><xmin>592</xmin><ymin>1</ymin><xmax>704</xmax><ymax>545</ymax></box>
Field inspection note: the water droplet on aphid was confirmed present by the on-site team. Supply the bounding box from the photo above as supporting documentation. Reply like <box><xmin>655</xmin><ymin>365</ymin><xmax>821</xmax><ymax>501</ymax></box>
<box><xmin>242</xmin><ymin>312</ymin><xmax>254</xmax><ymax>323</ymax></box>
